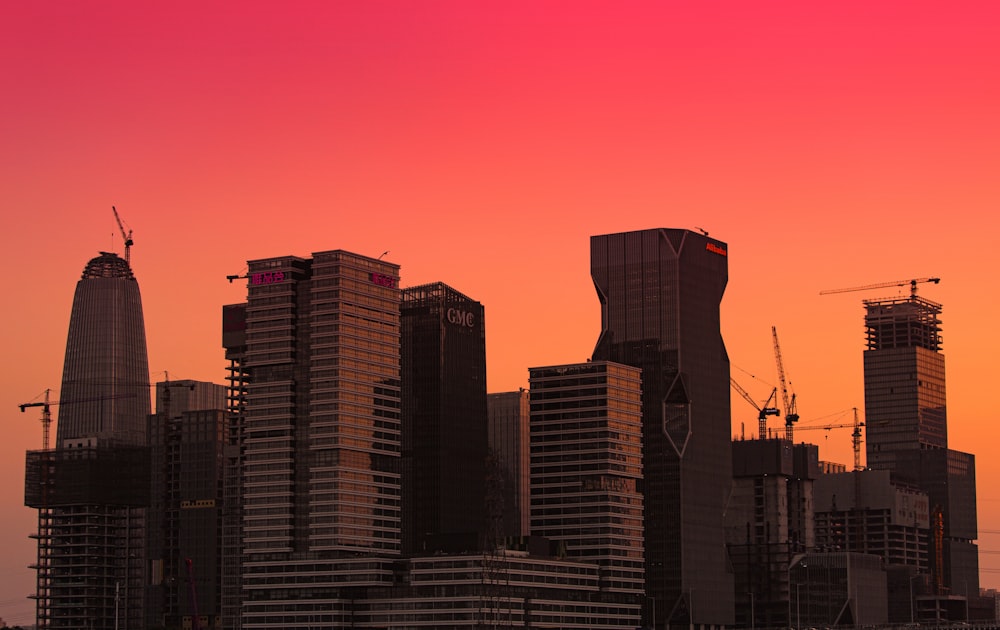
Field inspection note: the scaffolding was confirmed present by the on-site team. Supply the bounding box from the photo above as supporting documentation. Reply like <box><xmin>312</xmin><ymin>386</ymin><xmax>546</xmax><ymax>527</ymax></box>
<box><xmin>864</xmin><ymin>296</ymin><xmax>942</xmax><ymax>352</ymax></box>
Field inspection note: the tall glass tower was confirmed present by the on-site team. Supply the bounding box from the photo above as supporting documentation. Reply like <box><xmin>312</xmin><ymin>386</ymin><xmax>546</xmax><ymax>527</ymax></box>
<box><xmin>591</xmin><ymin>228</ymin><xmax>734</xmax><ymax>628</ymax></box>
<box><xmin>56</xmin><ymin>251</ymin><xmax>151</xmax><ymax>445</ymax></box>
<box><xmin>25</xmin><ymin>250</ymin><xmax>151</xmax><ymax>629</ymax></box>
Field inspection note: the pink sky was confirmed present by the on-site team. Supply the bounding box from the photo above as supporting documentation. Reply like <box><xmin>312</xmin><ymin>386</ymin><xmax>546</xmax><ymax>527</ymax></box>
<box><xmin>2</xmin><ymin>1</ymin><xmax>999</xmax><ymax>623</ymax></box>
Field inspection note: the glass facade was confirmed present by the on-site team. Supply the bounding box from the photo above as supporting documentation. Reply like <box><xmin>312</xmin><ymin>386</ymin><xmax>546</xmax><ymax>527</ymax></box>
<box><xmin>400</xmin><ymin>282</ymin><xmax>487</xmax><ymax>555</ymax></box>
<box><xmin>590</xmin><ymin>228</ymin><xmax>734</xmax><ymax>627</ymax></box>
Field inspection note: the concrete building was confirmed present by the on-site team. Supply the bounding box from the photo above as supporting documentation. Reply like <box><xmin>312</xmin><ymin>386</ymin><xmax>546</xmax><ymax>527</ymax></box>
<box><xmin>145</xmin><ymin>379</ymin><xmax>227</xmax><ymax>629</ymax></box>
<box><xmin>591</xmin><ymin>228</ymin><xmax>734</xmax><ymax>627</ymax></box>
<box><xmin>727</xmin><ymin>438</ymin><xmax>819</xmax><ymax>628</ymax></box>
<box><xmin>528</xmin><ymin>361</ymin><xmax>645</xmax><ymax>604</ymax></box>
<box><xmin>234</xmin><ymin>250</ymin><xmax>402</xmax><ymax>628</ymax></box>
<box><xmin>862</xmin><ymin>292</ymin><xmax>979</xmax><ymax>601</ymax></box>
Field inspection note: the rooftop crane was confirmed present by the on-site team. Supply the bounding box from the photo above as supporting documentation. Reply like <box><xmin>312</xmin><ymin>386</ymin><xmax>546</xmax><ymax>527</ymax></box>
<box><xmin>796</xmin><ymin>408</ymin><xmax>865</xmax><ymax>471</ymax></box>
<box><xmin>771</xmin><ymin>326</ymin><xmax>799</xmax><ymax>442</ymax></box>
<box><xmin>819</xmin><ymin>277</ymin><xmax>940</xmax><ymax>298</ymax></box>
<box><xmin>730</xmin><ymin>377</ymin><xmax>780</xmax><ymax>440</ymax></box>
<box><xmin>19</xmin><ymin>390</ymin><xmax>138</xmax><ymax>450</ymax></box>
<box><xmin>112</xmin><ymin>205</ymin><xmax>134</xmax><ymax>265</ymax></box>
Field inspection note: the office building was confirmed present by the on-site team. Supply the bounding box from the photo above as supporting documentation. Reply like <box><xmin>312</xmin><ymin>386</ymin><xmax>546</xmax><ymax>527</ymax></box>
<box><xmin>400</xmin><ymin>282</ymin><xmax>487</xmax><ymax>554</ymax></box>
<box><xmin>220</xmin><ymin>303</ymin><xmax>248</xmax><ymax>629</ymax></box>
<box><xmin>528</xmin><ymin>361</ymin><xmax>645</xmax><ymax>601</ymax></box>
<box><xmin>862</xmin><ymin>293</ymin><xmax>979</xmax><ymax>601</ymax></box>
<box><xmin>146</xmin><ymin>380</ymin><xmax>227</xmax><ymax>630</ymax></box>
<box><xmin>789</xmin><ymin>552</ymin><xmax>888</xmax><ymax>626</ymax></box>
<box><xmin>487</xmin><ymin>390</ymin><xmax>531</xmax><ymax>539</ymax></box>
<box><xmin>591</xmin><ymin>228</ymin><xmax>734</xmax><ymax>627</ymax></box>
<box><xmin>235</xmin><ymin>250</ymin><xmax>402</xmax><ymax>628</ymax></box>
<box><xmin>25</xmin><ymin>250</ymin><xmax>152</xmax><ymax>629</ymax></box>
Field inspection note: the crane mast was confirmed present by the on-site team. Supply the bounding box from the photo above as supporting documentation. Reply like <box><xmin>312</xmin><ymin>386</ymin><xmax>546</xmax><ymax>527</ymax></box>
<box><xmin>730</xmin><ymin>377</ymin><xmax>780</xmax><ymax>440</ymax></box>
<box><xmin>112</xmin><ymin>205</ymin><xmax>134</xmax><ymax>265</ymax></box>
<box><xmin>795</xmin><ymin>408</ymin><xmax>865</xmax><ymax>471</ymax></box>
<box><xmin>771</xmin><ymin>326</ymin><xmax>799</xmax><ymax>442</ymax></box>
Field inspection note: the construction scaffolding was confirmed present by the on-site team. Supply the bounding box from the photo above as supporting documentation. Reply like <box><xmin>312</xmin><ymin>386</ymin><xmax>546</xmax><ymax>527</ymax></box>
<box><xmin>864</xmin><ymin>296</ymin><xmax>942</xmax><ymax>352</ymax></box>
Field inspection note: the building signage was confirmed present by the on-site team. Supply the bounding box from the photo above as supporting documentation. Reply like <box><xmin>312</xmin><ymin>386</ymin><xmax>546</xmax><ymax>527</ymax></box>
<box><xmin>705</xmin><ymin>242</ymin><xmax>727</xmax><ymax>257</ymax></box>
<box><xmin>446</xmin><ymin>308</ymin><xmax>475</xmax><ymax>328</ymax></box>
<box><xmin>251</xmin><ymin>271</ymin><xmax>285</xmax><ymax>285</ymax></box>
<box><xmin>370</xmin><ymin>272</ymin><xmax>398</xmax><ymax>289</ymax></box>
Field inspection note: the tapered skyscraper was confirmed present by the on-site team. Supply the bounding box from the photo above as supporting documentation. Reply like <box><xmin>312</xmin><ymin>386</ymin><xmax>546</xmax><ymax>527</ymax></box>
<box><xmin>25</xmin><ymin>250</ymin><xmax>151</xmax><ymax>629</ymax></box>
<box><xmin>591</xmin><ymin>228</ymin><xmax>734</xmax><ymax>628</ymax></box>
<box><xmin>56</xmin><ymin>251</ymin><xmax>151</xmax><ymax>445</ymax></box>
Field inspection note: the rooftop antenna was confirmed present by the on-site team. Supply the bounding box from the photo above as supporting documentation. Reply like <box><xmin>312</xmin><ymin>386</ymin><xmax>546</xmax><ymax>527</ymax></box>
<box><xmin>694</xmin><ymin>227</ymin><xmax>709</xmax><ymax>236</ymax></box>
<box><xmin>112</xmin><ymin>206</ymin><xmax>134</xmax><ymax>265</ymax></box>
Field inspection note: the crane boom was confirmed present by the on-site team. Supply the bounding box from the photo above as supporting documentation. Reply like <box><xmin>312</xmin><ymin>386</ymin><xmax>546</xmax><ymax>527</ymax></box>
<box><xmin>112</xmin><ymin>206</ymin><xmax>134</xmax><ymax>265</ymax></box>
<box><xmin>730</xmin><ymin>377</ymin><xmax>780</xmax><ymax>440</ymax></box>
<box><xmin>771</xmin><ymin>326</ymin><xmax>799</xmax><ymax>441</ymax></box>
<box><xmin>819</xmin><ymin>277</ymin><xmax>940</xmax><ymax>298</ymax></box>
<box><xmin>19</xmin><ymin>391</ymin><xmax>137</xmax><ymax>450</ymax></box>
<box><xmin>796</xmin><ymin>408</ymin><xmax>865</xmax><ymax>471</ymax></box>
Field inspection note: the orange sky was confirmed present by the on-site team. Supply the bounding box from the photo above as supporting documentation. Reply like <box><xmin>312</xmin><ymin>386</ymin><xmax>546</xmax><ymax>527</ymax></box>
<box><xmin>2</xmin><ymin>1</ymin><xmax>999</xmax><ymax>622</ymax></box>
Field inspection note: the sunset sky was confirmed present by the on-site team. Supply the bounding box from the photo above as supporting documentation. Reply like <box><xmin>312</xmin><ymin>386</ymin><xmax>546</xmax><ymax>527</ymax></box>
<box><xmin>2</xmin><ymin>1</ymin><xmax>999</xmax><ymax>623</ymax></box>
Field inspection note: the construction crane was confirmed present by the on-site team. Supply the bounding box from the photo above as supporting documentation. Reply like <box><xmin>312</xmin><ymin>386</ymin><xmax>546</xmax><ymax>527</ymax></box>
<box><xmin>19</xmin><ymin>390</ymin><xmax>137</xmax><ymax>450</ymax></box>
<box><xmin>730</xmin><ymin>377</ymin><xmax>780</xmax><ymax>440</ymax></box>
<box><xmin>771</xmin><ymin>326</ymin><xmax>799</xmax><ymax>442</ymax></box>
<box><xmin>112</xmin><ymin>205</ymin><xmax>134</xmax><ymax>265</ymax></box>
<box><xmin>819</xmin><ymin>277</ymin><xmax>940</xmax><ymax>298</ymax></box>
<box><xmin>796</xmin><ymin>408</ymin><xmax>865</xmax><ymax>471</ymax></box>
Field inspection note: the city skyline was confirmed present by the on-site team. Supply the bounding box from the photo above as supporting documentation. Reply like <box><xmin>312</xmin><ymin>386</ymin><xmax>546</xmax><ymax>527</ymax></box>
<box><xmin>3</xmin><ymin>2</ymin><xmax>1000</xmax><ymax>624</ymax></box>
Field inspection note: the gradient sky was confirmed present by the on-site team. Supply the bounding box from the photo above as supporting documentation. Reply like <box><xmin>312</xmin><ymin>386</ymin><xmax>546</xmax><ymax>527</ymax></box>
<box><xmin>2</xmin><ymin>1</ymin><xmax>999</xmax><ymax>623</ymax></box>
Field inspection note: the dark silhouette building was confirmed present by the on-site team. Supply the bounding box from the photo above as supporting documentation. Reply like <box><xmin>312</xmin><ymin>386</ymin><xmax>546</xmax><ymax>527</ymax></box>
<box><xmin>25</xmin><ymin>250</ymin><xmax>152</xmax><ymax>630</ymax></box>
<box><xmin>487</xmin><ymin>390</ymin><xmax>531</xmax><ymax>539</ymax></box>
<box><xmin>400</xmin><ymin>282</ymin><xmax>488</xmax><ymax>554</ymax></box>
<box><xmin>146</xmin><ymin>380</ymin><xmax>227</xmax><ymax>630</ymax></box>
<box><xmin>591</xmin><ymin>228</ymin><xmax>735</xmax><ymax>628</ymax></box>
<box><xmin>862</xmin><ymin>294</ymin><xmax>979</xmax><ymax>604</ymax></box>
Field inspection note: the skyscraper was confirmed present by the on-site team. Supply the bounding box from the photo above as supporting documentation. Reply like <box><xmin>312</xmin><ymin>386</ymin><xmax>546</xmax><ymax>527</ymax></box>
<box><xmin>528</xmin><ymin>361</ymin><xmax>645</xmax><ymax>600</ymax></box>
<box><xmin>400</xmin><ymin>282</ymin><xmax>487</xmax><ymax>554</ymax></box>
<box><xmin>25</xmin><ymin>250</ymin><xmax>152</xmax><ymax>629</ymax></box>
<box><xmin>487</xmin><ymin>390</ymin><xmax>531</xmax><ymax>539</ymax></box>
<box><xmin>236</xmin><ymin>250</ymin><xmax>402</xmax><ymax>628</ymax></box>
<box><xmin>591</xmin><ymin>228</ymin><xmax>734</xmax><ymax>627</ymax></box>
<box><xmin>862</xmin><ymin>292</ymin><xmax>979</xmax><ymax>604</ymax></box>
<box><xmin>57</xmin><ymin>251</ymin><xmax>151</xmax><ymax>445</ymax></box>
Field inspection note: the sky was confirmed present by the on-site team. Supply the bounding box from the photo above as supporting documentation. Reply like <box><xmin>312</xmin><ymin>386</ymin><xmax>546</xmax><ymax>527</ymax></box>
<box><xmin>2</xmin><ymin>1</ymin><xmax>999</xmax><ymax>623</ymax></box>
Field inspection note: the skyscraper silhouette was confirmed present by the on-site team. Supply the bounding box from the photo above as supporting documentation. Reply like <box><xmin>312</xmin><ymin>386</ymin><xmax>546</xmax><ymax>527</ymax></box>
<box><xmin>25</xmin><ymin>250</ymin><xmax>151</xmax><ymax>629</ymax></box>
<box><xmin>56</xmin><ymin>251</ymin><xmax>151</xmax><ymax>445</ymax></box>
<box><xmin>591</xmin><ymin>228</ymin><xmax>734</xmax><ymax>628</ymax></box>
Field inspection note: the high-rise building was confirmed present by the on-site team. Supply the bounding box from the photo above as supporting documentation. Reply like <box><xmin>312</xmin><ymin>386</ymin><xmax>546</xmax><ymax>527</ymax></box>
<box><xmin>727</xmin><ymin>439</ymin><xmax>819</xmax><ymax>628</ymax></box>
<box><xmin>235</xmin><ymin>250</ymin><xmax>402</xmax><ymax>628</ymax></box>
<box><xmin>146</xmin><ymin>379</ymin><xmax>227</xmax><ymax>630</ymax></box>
<box><xmin>862</xmin><ymin>293</ymin><xmax>979</xmax><ymax>602</ymax></box>
<box><xmin>487</xmin><ymin>390</ymin><xmax>531</xmax><ymax>539</ymax></box>
<box><xmin>528</xmin><ymin>361</ymin><xmax>645</xmax><ymax>601</ymax></box>
<box><xmin>591</xmin><ymin>228</ymin><xmax>734</xmax><ymax>627</ymax></box>
<box><xmin>400</xmin><ymin>282</ymin><xmax>487</xmax><ymax>554</ymax></box>
<box><xmin>25</xmin><ymin>250</ymin><xmax>152</xmax><ymax>629</ymax></box>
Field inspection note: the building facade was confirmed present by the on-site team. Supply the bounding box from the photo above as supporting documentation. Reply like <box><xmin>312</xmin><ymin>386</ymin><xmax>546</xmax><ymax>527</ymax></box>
<box><xmin>590</xmin><ymin>228</ymin><xmax>734</xmax><ymax>627</ymax></box>
<box><xmin>25</xmin><ymin>250</ymin><xmax>152</xmax><ymax>630</ymax></box>
<box><xmin>400</xmin><ymin>282</ymin><xmax>488</xmax><ymax>554</ymax></box>
<box><xmin>487</xmin><ymin>390</ymin><xmax>531</xmax><ymax>539</ymax></box>
<box><xmin>528</xmin><ymin>361</ymin><xmax>645</xmax><ymax>602</ymax></box>
<box><xmin>146</xmin><ymin>380</ymin><xmax>227</xmax><ymax>630</ymax></box>
<box><xmin>862</xmin><ymin>293</ymin><xmax>979</xmax><ymax>601</ymax></box>
<box><xmin>236</xmin><ymin>250</ymin><xmax>402</xmax><ymax>628</ymax></box>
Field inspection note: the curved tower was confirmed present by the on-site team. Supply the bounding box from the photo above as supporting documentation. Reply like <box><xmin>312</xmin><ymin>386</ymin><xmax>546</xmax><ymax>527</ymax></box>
<box><xmin>56</xmin><ymin>251</ymin><xmax>150</xmax><ymax>446</ymax></box>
